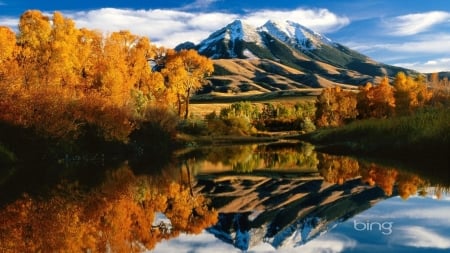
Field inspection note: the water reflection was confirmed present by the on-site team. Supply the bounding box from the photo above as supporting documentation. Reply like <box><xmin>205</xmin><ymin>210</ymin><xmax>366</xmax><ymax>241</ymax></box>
<box><xmin>0</xmin><ymin>165</ymin><xmax>218</xmax><ymax>252</ymax></box>
<box><xmin>0</xmin><ymin>141</ymin><xmax>448</xmax><ymax>252</ymax></box>
<box><xmin>176</xmin><ymin>142</ymin><xmax>449</xmax><ymax>251</ymax></box>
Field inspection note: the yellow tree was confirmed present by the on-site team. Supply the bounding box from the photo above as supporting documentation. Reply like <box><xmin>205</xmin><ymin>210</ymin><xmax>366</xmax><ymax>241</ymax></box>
<box><xmin>77</xmin><ymin>28</ymin><xmax>104</xmax><ymax>90</ymax></box>
<box><xmin>47</xmin><ymin>12</ymin><xmax>80</xmax><ymax>88</ymax></box>
<box><xmin>101</xmin><ymin>31</ymin><xmax>133</xmax><ymax>105</ymax></box>
<box><xmin>0</xmin><ymin>26</ymin><xmax>16</xmax><ymax>62</ymax></box>
<box><xmin>357</xmin><ymin>77</ymin><xmax>395</xmax><ymax>118</ymax></box>
<box><xmin>0</xmin><ymin>26</ymin><xmax>21</xmax><ymax>90</ymax></box>
<box><xmin>315</xmin><ymin>86</ymin><xmax>358</xmax><ymax>127</ymax></box>
<box><xmin>163</xmin><ymin>49</ymin><xmax>213</xmax><ymax>118</ymax></box>
<box><xmin>17</xmin><ymin>10</ymin><xmax>52</xmax><ymax>87</ymax></box>
<box><xmin>394</xmin><ymin>72</ymin><xmax>431</xmax><ymax>114</ymax></box>
<box><xmin>429</xmin><ymin>72</ymin><xmax>450</xmax><ymax>104</ymax></box>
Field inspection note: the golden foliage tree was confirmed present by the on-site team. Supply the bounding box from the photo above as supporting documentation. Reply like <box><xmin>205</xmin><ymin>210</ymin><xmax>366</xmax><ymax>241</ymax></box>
<box><xmin>0</xmin><ymin>166</ymin><xmax>218</xmax><ymax>252</ymax></box>
<box><xmin>357</xmin><ymin>77</ymin><xmax>396</xmax><ymax>118</ymax></box>
<box><xmin>318</xmin><ymin>153</ymin><xmax>360</xmax><ymax>184</ymax></box>
<box><xmin>47</xmin><ymin>12</ymin><xmax>80</xmax><ymax>87</ymax></box>
<box><xmin>0</xmin><ymin>26</ymin><xmax>20</xmax><ymax>90</ymax></box>
<box><xmin>17</xmin><ymin>10</ymin><xmax>52</xmax><ymax>87</ymax></box>
<box><xmin>429</xmin><ymin>72</ymin><xmax>450</xmax><ymax>105</ymax></box>
<box><xmin>361</xmin><ymin>164</ymin><xmax>398</xmax><ymax>196</ymax></box>
<box><xmin>162</xmin><ymin>49</ymin><xmax>213</xmax><ymax>118</ymax></box>
<box><xmin>394</xmin><ymin>72</ymin><xmax>432</xmax><ymax>114</ymax></box>
<box><xmin>315</xmin><ymin>86</ymin><xmax>358</xmax><ymax>127</ymax></box>
<box><xmin>1</xmin><ymin>10</ymin><xmax>217</xmax><ymax>143</ymax></box>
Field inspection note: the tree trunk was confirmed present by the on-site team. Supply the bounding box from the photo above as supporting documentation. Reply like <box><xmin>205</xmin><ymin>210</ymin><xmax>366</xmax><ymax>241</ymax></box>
<box><xmin>177</xmin><ymin>93</ymin><xmax>182</xmax><ymax>117</ymax></box>
<box><xmin>184</xmin><ymin>87</ymin><xmax>191</xmax><ymax>119</ymax></box>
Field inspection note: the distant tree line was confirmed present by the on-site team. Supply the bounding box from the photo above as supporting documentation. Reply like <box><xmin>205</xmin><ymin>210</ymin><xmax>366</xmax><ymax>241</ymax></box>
<box><xmin>315</xmin><ymin>72</ymin><xmax>449</xmax><ymax>127</ymax></box>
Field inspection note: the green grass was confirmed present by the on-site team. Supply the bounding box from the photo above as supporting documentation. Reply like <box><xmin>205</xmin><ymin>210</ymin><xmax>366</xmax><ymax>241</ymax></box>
<box><xmin>304</xmin><ymin>107</ymin><xmax>450</xmax><ymax>158</ymax></box>
<box><xmin>0</xmin><ymin>143</ymin><xmax>16</xmax><ymax>166</ymax></box>
<box><xmin>301</xmin><ymin>107</ymin><xmax>450</xmax><ymax>183</ymax></box>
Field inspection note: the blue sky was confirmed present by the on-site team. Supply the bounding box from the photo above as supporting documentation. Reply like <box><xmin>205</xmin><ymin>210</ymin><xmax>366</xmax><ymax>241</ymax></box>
<box><xmin>149</xmin><ymin>194</ymin><xmax>450</xmax><ymax>252</ymax></box>
<box><xmin>1</xmin><ymin>0</ymin><xmax>450</xmax><ymax>72</ymax></box>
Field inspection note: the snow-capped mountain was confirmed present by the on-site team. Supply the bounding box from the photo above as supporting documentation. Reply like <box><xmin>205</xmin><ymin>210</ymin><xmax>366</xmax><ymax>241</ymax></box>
<box><xmin>176</xmin><ymin>19</ymin><xmax>416</xmax><ymax>94</ymax></box>
<box><xmin>195</xmin><ymin>19</ymin><xmax>264</xmax><ymax>59</ymax></box>
<box><xmin>196</xmin><ymin>175</ymin><xmax>388</xmax><ymax>251</ymax></box>
<box><xmin>195</xmin><ymin>19</ymin><xmax>338</xmax><ymax>59</ymax></box>
<box><xmin>259</xmin><ymin>20</ymin><xmax>335</xmax><ymax>49</ymax></box>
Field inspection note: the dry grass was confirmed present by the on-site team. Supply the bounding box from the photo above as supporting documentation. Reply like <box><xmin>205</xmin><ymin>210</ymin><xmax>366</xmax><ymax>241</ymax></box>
<box><xmin>190</xmin><ymin>90</ymin><xmax>318</xmax><ymax>117</ymax></box>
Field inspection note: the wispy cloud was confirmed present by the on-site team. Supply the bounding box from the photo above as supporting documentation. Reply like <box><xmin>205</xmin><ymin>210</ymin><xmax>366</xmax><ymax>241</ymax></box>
<box><xmin>62</xmin><ymin>7</ymin><xmax>349</xmax><ymax>47</ymax></box>
<box><xmin>386</xmin><ymin>11</ymin><xmax>450</xmax><ymax>36</ymax></box>
<box><xmin>67</xmin><ymin>8</ymin><xmax>238</xmax><ymax>47</ymax></box>
<box><xmin>180</xmin><ymin>0</ymin><xmax>220</xmax><ymax>10</ymax></box>
<box><xmin>395</xmin><ymin>58</ymin><xmax>450</xmax><ymax>73</ymax></box>
<box><xmin>0</xmin><ymin>16</ymin><xmax>18</xmax><ymax>27</ymax></box>
<box><xmin>392</xmin><ymin>226</ymin><xmax>450</xmax><ymax>249</ymax></box>
<box><xmin>243</xmin><ymin>8</ymin><xmax>350</xmax><ymax>33</ymax></box>
<box><xmin>346</xmin><ymin>33</ymin><xmax>450</xmax><ymax>54</ymax></box>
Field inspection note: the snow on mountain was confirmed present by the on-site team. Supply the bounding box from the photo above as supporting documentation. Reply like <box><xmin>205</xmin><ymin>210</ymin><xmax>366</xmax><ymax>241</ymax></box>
<box><xmin>187</xmin><ymin>18</ymin><xmax>415</xmax><ymax>92</ymax></box>
<box><xmin>197</xmin><ymin>19</ymin><xmax>263</xmax><ymax>58</ymax></box>
<box><xmin>196</xmin><ymin>19</ymin><xmax>337</xmax><ymax>58</ymax></box>
<box><xmin>259</xmin><ymin>20</ymin><xmax>335</xmax><ymax>49</ymax></box>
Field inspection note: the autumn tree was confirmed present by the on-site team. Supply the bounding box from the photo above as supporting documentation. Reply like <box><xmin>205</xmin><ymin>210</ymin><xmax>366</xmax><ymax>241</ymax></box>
<box><xmin>393</xmin><ymin>72</ymin><xmax>432</xmax><ymax>114</ymax></box>
<box><xmin>0</xmin><ymin>165</ymin><xmax>218</xmax><ymax>252</ymax></box>
<box><xmin>396</xmin><ymin>173</ymin><xmax>425</xmax><ymax>199</ymax></box>
<box><xmin>0</xmin><ymin>26</ymin><xmax>20</xmax><ymax>89</ymax></box>
<box><xmin>47</xmin><ymin>11</ymin><xmax>80</xmax><ymax>87</ymax></box>
<box><xmin>429</xmin><ymin>72</ymin><xmax>450</xmax><ymax>105</ymax></box>
<box><xmin>162</xmin><ymin>49</ymin><xmax>213</xmax><ymax>118</ymax></box>
<box><xmin>318</xmin><ymin>153</ymin><xmax>360</xmax><ymax>184</ymax></box>
<box><xmin>361</xmin><ymin>164</ymin><xmax>398</xmax><ymax>196</ymax></box>
<box><xmin>17</xmin><ymin>10</ymin><xmax>52</xmax><ymax>87</ymax></box>
<box><xmin>315</xmin><ymin>86</ymin><xmax>358</xmax><ymax>127</ymax></box>
<box><xmin>357</xmin><ymin>77</ymin><xmax>396</xmax><ymax>118</ymax></box>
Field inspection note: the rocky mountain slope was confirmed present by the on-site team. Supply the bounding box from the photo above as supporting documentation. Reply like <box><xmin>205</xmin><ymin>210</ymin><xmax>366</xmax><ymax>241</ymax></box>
<box><xmin>176</xmin><ymin>20</ymin><xmax>415</xmax><ymax>95</ymax></box>
<box><xmin>195</xmin><ymin>174</ymin><xmax>388</xmax><ymax>251</ymax></box>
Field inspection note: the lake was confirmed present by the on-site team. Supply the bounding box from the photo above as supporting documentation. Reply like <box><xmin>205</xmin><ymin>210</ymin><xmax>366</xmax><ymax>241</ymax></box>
<box><xmin>0</xmin><ymin>141</ymin><xmax>448</xmax><ymax>252</ymax></box>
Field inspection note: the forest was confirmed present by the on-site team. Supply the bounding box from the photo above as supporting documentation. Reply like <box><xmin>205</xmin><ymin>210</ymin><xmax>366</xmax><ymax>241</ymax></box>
<box><xmin>0</xmin><ymin>10</ymin><xmax>213</xmax><ymax>162</ymax></box>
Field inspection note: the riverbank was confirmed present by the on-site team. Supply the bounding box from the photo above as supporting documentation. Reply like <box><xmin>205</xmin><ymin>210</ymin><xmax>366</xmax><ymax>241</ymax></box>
<box><xmin>297</xmin><ymin>107</ymin><xmax>450</xmax><ymax>177</ymax></box>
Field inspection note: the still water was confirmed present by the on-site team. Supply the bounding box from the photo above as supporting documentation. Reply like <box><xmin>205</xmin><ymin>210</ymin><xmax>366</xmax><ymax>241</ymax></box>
<box><xmin>1</xmin><ymin>141</ymin><xmax>448</xmax><ymax>252</ymax></box>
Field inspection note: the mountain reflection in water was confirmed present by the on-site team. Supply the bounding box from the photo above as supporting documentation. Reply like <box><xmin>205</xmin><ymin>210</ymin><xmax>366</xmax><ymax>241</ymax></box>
<box><xmin>0</xmin><ymin>141</ymin><xmax>448</xmax><ymax>252</ymax></box>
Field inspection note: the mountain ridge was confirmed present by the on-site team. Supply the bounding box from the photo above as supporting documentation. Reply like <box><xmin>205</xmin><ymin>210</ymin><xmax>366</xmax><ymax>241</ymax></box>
<box><xmin>175</xmin><ymin>19</ymin><xmax>416</xmax><ymax>95</ymax></box>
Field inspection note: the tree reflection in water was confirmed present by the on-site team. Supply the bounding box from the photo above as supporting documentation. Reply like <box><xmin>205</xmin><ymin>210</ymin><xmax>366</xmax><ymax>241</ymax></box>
<box><xmin>1</xmin><ymin>142</ymin><xmax>447</xmax><ymax>252</ymax></box>
<box><xmin>0</xmin><ymin>165</ymin><xmax>218</xmax><ymax>253</ymax></box>
<box><xmin>186</xmin><ymin>142</ymin><xmax>447</xmax><ymax>199</ymax></box>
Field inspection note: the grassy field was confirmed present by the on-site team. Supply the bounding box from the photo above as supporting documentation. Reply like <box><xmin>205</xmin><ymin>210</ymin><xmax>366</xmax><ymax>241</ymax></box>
<box><xmin>190</xmin><ymin>89</ymin><xmax>318</xmax><ymax>117</ymax></box>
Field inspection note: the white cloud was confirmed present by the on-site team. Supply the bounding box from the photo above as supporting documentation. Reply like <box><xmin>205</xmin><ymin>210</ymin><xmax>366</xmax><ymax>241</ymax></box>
<box><xmin>66</xmin><ymin>8</ymin><xmax>238</xmax><ymax>47</ymax></box>
<box><xmin>150</xmin><ymin>230</ymin><xmax>356</xmax><ymax>253</ymax></box>
<box><xmin>392</xmin><ymin>226</ymin><xmax>450</xmax><ymax>249</ymax></box>
<box><xmin>149</xmin><ymin>231</ymin><xmax>239</xmax><ymax>253</ymax></box>
<box><xmin>344</xmin><ymin>33</ymin><xmax>450</xmax><ymax>72</ymax></box>
<box><xmin>387</xmin><ymin>11</ymin><xmax>450</xmax><ymax>36</ymax></box>
<box><xmin>0</xmin><ymin>17</ymin><xmax>18</xmax><ymax>27</ymax></box>
<box><xmin>61</xmin><ymin>7</ymin><xmax>348</xmax><ymax>47</ymax></box>
<box><xmin>395</xmin><ymin>58</ymin><xmax>450</xmax><ymax>73</ymax></box>
<box><xmin>181</xmin><ymin>0</ymin><xmax>220</xmax><ymax>10</ymax></box>
<box><xmin>243</xmin><ymin>8</ymin><xmax>350</xmax><ymax>33</ymax></box>
<box><xmin>292</xmin><ymin>234</ymin><xmax>356</xmax><ymax>253</ymax></box>
<box><xmin>387</xmin><ymin>36</ymin><xmax>450</xmax><ymax>53</ymax></box>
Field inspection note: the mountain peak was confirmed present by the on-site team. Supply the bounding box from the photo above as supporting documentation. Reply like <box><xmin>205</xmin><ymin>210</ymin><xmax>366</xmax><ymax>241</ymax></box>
<box><xmin>197</xmin><ymin>19</ymin><xmax>262</xmax><ymax>58</ymax></box>
<box><xmin>225</xmin><ymin>19</ymin><xmax>262</xmax><ymax>44</ymax></box>
<box><xmin>259</xmin><ymin>20</ymin><xmax>334</xmax><ymax>49</ymax></box>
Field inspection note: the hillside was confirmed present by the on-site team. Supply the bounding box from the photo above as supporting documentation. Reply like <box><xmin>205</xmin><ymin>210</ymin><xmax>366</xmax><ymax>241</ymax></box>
<box><xmin>177</xmin><ymin>19</ymin><xmax>416</xmax><ymax>97</ymax></box>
